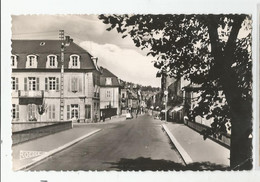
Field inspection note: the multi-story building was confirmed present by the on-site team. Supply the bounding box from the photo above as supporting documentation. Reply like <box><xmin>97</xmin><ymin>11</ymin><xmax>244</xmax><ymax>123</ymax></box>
<box><xmin>120</xmin><ymin>88</ymin><xmax>128</xmax><ymax>114</ymax></box>
<box><xmin>99</xmin><ymin>67</ymin><xmax>120</xmax><ymax>115</ymax></box>
<box><xmin>11</xmin><ymin>39</ymin><xmax>101</xmax><ymax>123</ymax></box>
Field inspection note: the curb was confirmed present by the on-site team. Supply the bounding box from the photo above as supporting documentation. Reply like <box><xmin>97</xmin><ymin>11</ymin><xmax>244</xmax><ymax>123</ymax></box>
<box><xmin>73</xmin><ymin>117</ymin><xmax>126</xmax><ymax>125</ymax></box>
<box><xmin>16</xmin><ymin>129</ymin><xmax>102</xmax><ymax>171</ymax></box>
<box><xmin>162</xmin><ymin>124</ymin><xmax>193</xmax><ymax>165</ymax></box>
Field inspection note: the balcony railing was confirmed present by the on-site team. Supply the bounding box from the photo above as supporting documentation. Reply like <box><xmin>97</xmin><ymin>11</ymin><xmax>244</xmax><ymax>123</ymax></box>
<box><xmin>18</xmin><ymin>90</ymin><xmax>44</xmax><ymax>98</ymax></box>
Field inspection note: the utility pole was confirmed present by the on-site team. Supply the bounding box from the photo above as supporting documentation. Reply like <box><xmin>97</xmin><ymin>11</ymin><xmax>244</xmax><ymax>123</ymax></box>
<box><xmin>59</xmin><ymin>30</ymin><xmax>65</xmax><ymax>121</ymax></box>
<box><xmin>59</xmin><ymin>30</ymin><xmax>73</xmax><ymax>121</ymax></box>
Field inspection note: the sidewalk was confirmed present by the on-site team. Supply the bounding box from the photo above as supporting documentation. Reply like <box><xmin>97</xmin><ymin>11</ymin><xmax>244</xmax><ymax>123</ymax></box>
<box><xmin>162</xmin><ymin>122</ymin><xmax>230</xmax><ymax>166</ymax></box>
<box><xmin>12</xmin><ymin>126</ymin><xmax>101</xmax><ymax>171</ymax></box>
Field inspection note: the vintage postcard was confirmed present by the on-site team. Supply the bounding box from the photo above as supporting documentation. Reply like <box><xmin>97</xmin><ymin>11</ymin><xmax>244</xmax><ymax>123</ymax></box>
<box><xmin>10</xmin><ymin>14</ymin><xmax>253</xmax><ymax>171</ymax></box>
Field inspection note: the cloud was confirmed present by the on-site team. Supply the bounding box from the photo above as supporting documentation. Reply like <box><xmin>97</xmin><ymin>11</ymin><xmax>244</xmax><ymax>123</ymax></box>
<box><xmin>80</xmin><ymin>41</ymin><xmax>160</xmax><ymax>87</ymax></box>
<box><xmin>11</xmin><ymin>15</ymin><xmax>160</xmax><ymax>87</ymax></box>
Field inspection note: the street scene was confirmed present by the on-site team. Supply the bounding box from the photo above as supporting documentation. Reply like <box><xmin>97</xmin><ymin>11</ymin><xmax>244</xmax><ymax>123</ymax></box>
<box><xmin>11</xmin><ymin>14</ymin><xmax>252</xmax><ymax>171</ymax></box>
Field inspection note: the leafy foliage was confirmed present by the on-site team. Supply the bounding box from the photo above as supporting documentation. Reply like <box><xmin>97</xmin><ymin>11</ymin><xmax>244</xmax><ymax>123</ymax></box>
<box><xmin>99</xmin><ymin>14</ymin><xmax>252</xmax><ymax>138</ymax></box>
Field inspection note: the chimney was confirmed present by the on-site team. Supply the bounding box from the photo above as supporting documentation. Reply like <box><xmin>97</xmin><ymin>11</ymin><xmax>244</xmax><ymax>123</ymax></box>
<box><xmin>65</xmin><ymin>36</ymin><xmax>73</xmax><ymax>46</ymax></box>
<box><xmin>91</xmin><ymin>57</ymin><xmax>99</xmax><ymax>69</ymax></box>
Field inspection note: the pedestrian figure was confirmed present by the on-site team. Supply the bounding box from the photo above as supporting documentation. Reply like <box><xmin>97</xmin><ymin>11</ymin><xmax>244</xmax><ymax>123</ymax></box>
<box><xmin>94</xmin><ymin>112</ymin><xmax>98</xmax><ymax>123</ymax></box>
<box><xmin>103</xmin><ymin>113</ymin><xmax>106</xmax><ymax>122</ymax></box>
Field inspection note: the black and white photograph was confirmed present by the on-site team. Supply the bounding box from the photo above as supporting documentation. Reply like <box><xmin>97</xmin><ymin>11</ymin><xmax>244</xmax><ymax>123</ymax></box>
<box><xmin>10</xmin><ymin>14</ymin><xmax>252</xmax><ymax>171</ymax></box>
<box><xmin>2</xmin><ymin>0</ymin><xmax>260</xmax><ymax>182</ymax></box>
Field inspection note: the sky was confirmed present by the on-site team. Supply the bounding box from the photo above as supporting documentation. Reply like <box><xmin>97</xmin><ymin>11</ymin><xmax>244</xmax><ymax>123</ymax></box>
<box><xmin>11</xmin><ymin>15</ymin><xmax>161</xmax><ymax>87</ymax></box>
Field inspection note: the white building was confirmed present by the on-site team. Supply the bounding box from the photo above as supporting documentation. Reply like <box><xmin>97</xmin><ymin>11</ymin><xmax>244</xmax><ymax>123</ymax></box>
<box><xmin>11</xmin><ymin>39</ymin><xmax>101</xmax><ymax>123</ymax></box>
<box><xmin>99</xmin><ymin>67</ymin><xmax>120</xmax><ymax>115</ymax></box>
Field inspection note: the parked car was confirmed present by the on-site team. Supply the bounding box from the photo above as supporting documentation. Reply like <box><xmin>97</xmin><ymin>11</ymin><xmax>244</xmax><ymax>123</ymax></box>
<box><xmin>126</xmin><ymin>113</ymin><xmax>133</xmax><ymax>119</ymax></box>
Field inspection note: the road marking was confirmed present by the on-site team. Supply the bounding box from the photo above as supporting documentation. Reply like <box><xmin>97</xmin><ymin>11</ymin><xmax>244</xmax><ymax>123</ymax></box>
<box><xmin>16</xmin><ymin>129</ymin><xmax>102</xmax><ymax>171</ymax></box>
<box><xmin>162</xmin><ymin>124</ymin><xmax>193</xmax><ymax>165</ymax></box>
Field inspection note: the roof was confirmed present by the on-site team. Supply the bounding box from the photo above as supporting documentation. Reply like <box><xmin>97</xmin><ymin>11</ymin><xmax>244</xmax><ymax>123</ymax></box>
<box><xmin>100</xmin><ymin>67</ymin><xmax>117</xmax><ymax>77</ymax></box>
<box><xmin>11</xmin><ymin>39</ymin><xmax>96</xmax><ymax>70</ymax></box>
<box><xmin>100</xmin><ymin>67</ymin><xmax>120</xmax><ymax>87</ymax></box>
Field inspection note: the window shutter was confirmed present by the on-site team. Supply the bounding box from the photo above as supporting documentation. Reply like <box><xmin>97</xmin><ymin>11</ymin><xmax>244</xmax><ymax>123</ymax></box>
<box><xmin>79</xmin><ymin>77</ymin><xmax>82</xmax><ymax>92</ymax></box>
<box><xmin>56</xmin><ymin>78</ymin><xmax>59</xmax><ymax>91</ymax></box>
<box><xmin>24</xmin><ymin>78</ymin><xmax>27</xmax><ymax>91</ymax></box>
<box><xmin>78</xmin><ymin>105</ymin><xmax>80</xmax><ymax>119</ymax></box>
<box><xmin>16</xmin><ymin>105</ymin><xmax>19</xmax><ymax>119</ymax></box>
<box><xmin>68</xmin><ymin>77</ymin><xmax>71</xmax><ymax>92</ymax></box>
<box><xmin>28</xmin><ymin>105</ymin><xmax>31</xmax><ymax>119</ymax></box>
<box><xmin>74</xmin><ymin>77</ymin><xmax>78</xmax><ymax>91</ymax></box>
<box><xmin>45</xmin><ymin>78</ymin><xmax>48</xmax><ymax>91</ymax></box>
<box><xmin>15</xmin><ymin>78</ymin><xmax>19</xmax><ymax>91</ymax></box>
<box><xmin>36</xmin><ymin>77</ymin><xmax>40</xmax><ymax>91</ymax></box>
<box><xmin>32</xmin><ymin>104</ymin><xmax>36</xmax><ymax>118</ymax></box>
<box><xmin>53</xmin><ymin>104</ymin><xmax>55</xmax><ymax>119</ymax></box>
<box><xmin>49</xmin><ymin>105</ymin><xmax>52</xmax><ymax>119</ymax></box>
<box><xmin>67</xmin><ymin>105</ymin><xmax>70</xmax><ymax>119</ymax></box>
<box><xmin>75</xmin><ymin>77</ymin><xmax>79</xmax><ymax>91</ymax></box>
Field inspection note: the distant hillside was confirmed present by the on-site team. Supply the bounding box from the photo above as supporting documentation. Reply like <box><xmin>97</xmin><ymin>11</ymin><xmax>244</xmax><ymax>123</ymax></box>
<box><xmin>119</xmin><ymin>79</ymin><xmax>160</xmax><ymax>92</ymax></box>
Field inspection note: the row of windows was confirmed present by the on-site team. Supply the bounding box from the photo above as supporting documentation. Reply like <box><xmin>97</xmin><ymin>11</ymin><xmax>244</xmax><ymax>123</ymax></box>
<box><xmin>12</xmin><ymin>76</ymin><xmax>84</xmax><ymax>93</ymax></box>
<box><xmin>11</xmin><ymin>54</ymin><xmax>80</xmax><ymax>69</ymax></box>
<box><xmin>12</xmin><ymin>104</ymin><xmax>90</xmax><ymax>121</ymax></box>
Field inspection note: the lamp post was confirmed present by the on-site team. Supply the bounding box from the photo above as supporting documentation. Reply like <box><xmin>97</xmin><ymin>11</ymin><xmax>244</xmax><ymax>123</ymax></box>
<box><xmin>59</xmin><ymin>30</ymin><xmax>73</xmax><ymax>121</ymax></box>
<box><xmin>164</xmin><ymin>90</ymin><xmax>168</xmax><ymax>122</ymax></box>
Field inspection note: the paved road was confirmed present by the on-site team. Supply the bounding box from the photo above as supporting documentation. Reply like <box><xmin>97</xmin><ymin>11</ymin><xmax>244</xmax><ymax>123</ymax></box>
<box><xmin>30</xmin><ymin>115</ymin><xmax>183</xmax><ymax>171</ymax></box>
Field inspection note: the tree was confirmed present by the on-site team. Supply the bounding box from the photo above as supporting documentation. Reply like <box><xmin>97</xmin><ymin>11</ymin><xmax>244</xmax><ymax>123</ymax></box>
<box><xmin>99</xmin><ymin>14</ymin><xmax>252</xmax><ymax>170</ymax></box>
<box><xmin>37</xmin><ymin>100</ymin><xmax>47</xmax><ymax>122</ymax></box>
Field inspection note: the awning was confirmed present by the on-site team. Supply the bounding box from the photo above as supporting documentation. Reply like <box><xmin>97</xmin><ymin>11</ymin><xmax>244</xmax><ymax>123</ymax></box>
<box><xmin>171</xmin><ymin>106</ymin><xmax>184</xmax><ymax>113</ymax></box>
<box><xmin>161</xmin><ymin>108</ymin><xmax>171</xmax><ymax>113</ymax></box>
<box><xmin>19</xmin><ymin>98</ymin><xmax>43</xmax><ymax>105</ymax></box>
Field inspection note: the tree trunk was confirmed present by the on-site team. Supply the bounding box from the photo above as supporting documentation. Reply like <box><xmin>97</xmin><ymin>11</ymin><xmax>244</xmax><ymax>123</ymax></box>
<box><xmin>229</xmin><ymin>104</ymin><xmax>252</xmax><ymax>170</ymax></box>
<box><xmin>221</xmin><ymin>67</ymin><xmax>252</xmax><ymax>170</ymax></box>
<box><xmin>207</xmin><ymin>15</ymin><xmax>252</xmax><ymax>170</ymax></box>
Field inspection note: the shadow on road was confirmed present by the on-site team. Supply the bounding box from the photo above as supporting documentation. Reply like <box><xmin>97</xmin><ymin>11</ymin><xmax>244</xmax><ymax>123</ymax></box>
<box><xmin>105</xmin><ymin>157</ymin><xmax>229</xmax><ymax>171</ymax></box>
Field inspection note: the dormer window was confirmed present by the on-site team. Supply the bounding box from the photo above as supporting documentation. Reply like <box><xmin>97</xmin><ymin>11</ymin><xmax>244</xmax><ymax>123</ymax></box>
<box><xmin>105</xmin><ymin>78</ymin><xmax>112</xmax><ymax>85</ymax></box>
<box><xmin>46</xmin><ymin>55</ymin><xmax>58</xmax><ymax>68</ymax></box>
<box><xmin>69</xmin><ymin>54</ymin><xmax>80</xmax><ymax>69</ymax></box>
<box><xmin>26</xmin><ymin>55</ymin><xmax>37</xmax><ymax>68</ymax></box>
<box><xmin>11</xmin><ymin>55</ymin><xmax>18</xmax><ymax>68</ymax></box>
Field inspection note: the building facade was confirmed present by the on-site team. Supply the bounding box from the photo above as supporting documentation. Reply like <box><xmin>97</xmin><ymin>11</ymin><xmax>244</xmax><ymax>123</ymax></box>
<box><xmin>11</xmin><ymin>39</ymin><xmax>101</xmax><ymax>123</ymax></box>
<box><xmin>99</xmin><ymin>67</ymin><xmax>120</xmax><ymax>115</ymax></box>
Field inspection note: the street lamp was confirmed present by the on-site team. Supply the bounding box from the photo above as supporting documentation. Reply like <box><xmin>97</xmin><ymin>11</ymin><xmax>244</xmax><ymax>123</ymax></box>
<box><xmin>164</xmin><ymin>90</ymin><xmax>168</xmax><ymax>122</ymax></box>
<box><xmin>59</xmin><ymin>30</ymin><xmax>73</xmax><ymax>121</ymax></box>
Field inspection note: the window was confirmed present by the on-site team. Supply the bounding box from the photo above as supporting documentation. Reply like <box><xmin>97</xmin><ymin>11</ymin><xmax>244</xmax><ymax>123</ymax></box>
<box><xmin>11</xmin><ymin>77</ymin><xmax>18</xmax><ymax>91</ymax></box>
<box><xmin>85</xmin><ymin>105</ymin><xmax>91</xmax><ymax>119</ymax></box>
<box><xmin>48</xmin><ymin>104</ymin><xmax>56</xmax><ymax>120</ymax></box>
<box><xmin>69</xmin><ymin>55</ymin><xmax>80</xmax><ymax>68</ymax></box>
<box><xmin>25</xmin><ymin>77</ymin><xmax>39</xmax><ymax>91</ymax></box>
<box><xmin>72</xmin><ymin>56</ymin><xmax>78</xmax><ymax>66</ymax></box>
<box><xmin>12</xmin><ymin>104</ymin><xmax>19</xmax><ymax>119</ymax></box>
<box><xmin>94</xmin><ymin>103</ymin><xmax>96</xmax><ymax>111</ymax></box>
<box><xmin>28</xmin><ymin>77</ymin><xmax>36</xmax><ymax>91</ymax></box>
<box><xmin>122</xmin><ymin>93</ymin><xmax>125</xmax><ymax>98</ymax></box>
<box><xmin>71</xmin><ymin>77</ymin><xmax>78</xmax><ymax>92</ymax></box>
<box><xmin>105</xmin><ymin>78</ymin><xmax>112</xmax><ymax>85</ymax></box>
<box><xmin>11</xmin><ymin>55</ymin><xmax>18</xmax><ymax>68</ymax></box>
<box><xmin>28</xmin><ymin>104</ymin><xmax>37</xmax><ymax>121</ymax></box>
<box><xmin>106</xmin><ymin>90</ymin><xmax>111</xmax><ymax>98</ymax></box>
<box><xmin>47</xmin><ymin>55</ymin><xmax>57</xmax><ymax>68</ymax></box>
<box><xmin>71</xmin><ymin>105</ymin><xmax>79</xmax><ymax>118</ymax></box>
<box><xmin>67</xmin><ymin>104</ymin><xmax>80</xmax><ymax>120</ymax></box>
<box><xmin>68</xmin><ymin>76</ymin><xmax>82</xmax><ymax>93</ymax></box>
<box><xmin>26</xmin><ymin>55</ymin><xmax>37</xmax><ymax>68</ymax></box>
<box><xmin>45</xmin><ymin>77</ymin><xmax>59</xmax><ymax>91</ymax></box>
<box><xmin>49</xmin><ymin>77</ymin><xmax>56</xmax><ymax>90</ymax></box>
